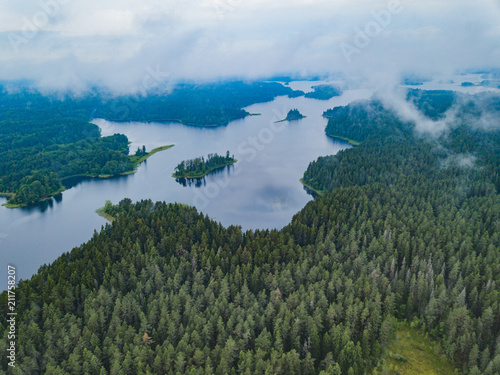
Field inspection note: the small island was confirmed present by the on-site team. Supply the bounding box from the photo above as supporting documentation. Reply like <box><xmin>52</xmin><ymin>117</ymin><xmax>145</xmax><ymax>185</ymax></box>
<box><xmin>173</xmin><ymin>151</ymin><xmax>237</xmax><ymax>179</ymax></box>
<box><xmin>276</xmin><ymin>109</ymin><xmax>306</xmax><ymax>122</ymax></box>
<box><xmin>304</xmin><ymin>84</ymin><xmax>342</xmax><ymax>100</ymax></box>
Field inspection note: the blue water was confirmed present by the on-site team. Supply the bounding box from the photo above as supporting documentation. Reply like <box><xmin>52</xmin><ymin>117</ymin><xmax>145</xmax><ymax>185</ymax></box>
<box><xmin>0</xmin><ymin>87</ymin><xmax>372</xmax><ymax>282</ymax></box>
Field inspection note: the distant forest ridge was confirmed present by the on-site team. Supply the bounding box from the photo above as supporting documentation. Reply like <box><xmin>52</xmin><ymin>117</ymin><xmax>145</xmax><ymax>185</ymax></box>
<box><xmin>0</xmin><ymin>81</ymin><xmax>305</xmax><ymax>207</ymax></box>
<box><xmin>0</xmin><ymin>81</ymin><xmax>307</xmax><ymax>126</ymax></box>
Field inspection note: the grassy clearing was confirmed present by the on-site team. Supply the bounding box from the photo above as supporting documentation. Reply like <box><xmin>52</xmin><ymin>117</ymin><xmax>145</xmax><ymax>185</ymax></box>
<box><xmin>0</xmin><ymin>193</ymin><xmax>15</xmax><ymax>207</ymax></box>
<box><xmin>2</xmin><ymin>202</ymin><xmax>23</xmax><ymax>208</ymax></box>
<box><xmin>129</xmin><ymin>145</ymin><xmax>174</xmax><ymax>169</ymax></box>
<box><xmin>372</xmin><ymin>323</ymin><xmax>461</xmax><ymax>375</ymax></box>
<box><xmin>326</xmin><ymin>133</ymin><xmax>361</xmax><ymax>146</ymax></box>
<box><xmin>2</xmin><ymin>146</ymin><xmax>173</xmax><ymax>209</ymax></box>
<box><xmin>299</xmin><ymin>178</ymin><xmax>324</xmax><ymax>197</ymax></box>
<box><xmin>95</xmin><ymin>208</ymin><xmax>115</xmax><ymax>223</ymax></box>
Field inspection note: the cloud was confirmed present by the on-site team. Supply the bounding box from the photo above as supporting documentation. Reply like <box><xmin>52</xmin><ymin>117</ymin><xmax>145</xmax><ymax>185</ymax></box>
<box><xmin>1</xmin><ymin>0</ymin><xmax>500</xmax><ymax>92</ymax></box>
<box><xmin>440</xmin><ymin>154</ymin><xmax>477</xmax><ymax>169</ymax></box>
<box><xmin>368</xmin><ymin>82</ymin><xmax>500</xmax><ymax>141</ymax></box>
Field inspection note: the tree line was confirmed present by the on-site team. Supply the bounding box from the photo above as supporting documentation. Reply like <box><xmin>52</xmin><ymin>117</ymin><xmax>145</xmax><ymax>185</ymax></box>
<box><xmin>0</xmin><ymin>89</ymin><xmax>498</xmax><ymax>374</ymax></box>
<box><xmin>0</xmin><ymin>81</ymin><xmax>303</xmax><ymax>206</ymax></box>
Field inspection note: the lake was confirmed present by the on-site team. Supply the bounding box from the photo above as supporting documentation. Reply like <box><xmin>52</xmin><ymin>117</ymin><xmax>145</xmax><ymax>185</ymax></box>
<box><xmin>3</xmin><ymin>73</ymin><xmax>498</xmax><ymax>283</ymax></box>
<box><xmin>0</xmin><ymin>85</ymin><xmax>373</xmax><ymax>282</ymax></box>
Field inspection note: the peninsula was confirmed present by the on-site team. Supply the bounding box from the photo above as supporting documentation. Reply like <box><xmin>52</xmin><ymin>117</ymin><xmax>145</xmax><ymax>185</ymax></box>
<box><xmin>2</xmin><ymin>144</ymin><xmax>173</xmax><ymax>208</ymax></box>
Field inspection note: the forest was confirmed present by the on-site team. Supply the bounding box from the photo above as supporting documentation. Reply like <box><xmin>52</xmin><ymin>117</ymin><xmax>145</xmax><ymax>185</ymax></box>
<box><xmin>173</xmin><ymin>152</ymin><xmax>236</xmax><ymax>179</ymax></box>
<box><xmin>0</xmin><ymin>81</ymin><xmax>302</xmax><ymax>207</ymax></box>
<box><xmin>0</xmin><ymin>104</ymin><xmax>133</xmax><ymax>207</ymax></box>
<box><xmin>0</xmin><ymin>88</ymin><xmax>498</xmax><ymax>375</ymax></box>
<box><xmin>0</xmin><ymin>88</ymin><xmax>498</xmax><ymax>374</ymax></box>
<box><xmin>301</xmin><ymin>90</ymin><xmax>500</xmax><ymax>374</ymax></box>
<box><xmin>95</xmin><ymin>82</ymin><xmax>305</xmax><ymax>125</ymax></box>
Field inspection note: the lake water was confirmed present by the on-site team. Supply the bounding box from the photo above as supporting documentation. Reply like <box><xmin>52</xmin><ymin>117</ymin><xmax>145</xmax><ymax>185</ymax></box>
<box><xmin>402</xmin><ymin>73</ymin><xmax>500</xmax><ymax>94</ymax></box>
<box><xmin>0</xmin><ymin>85</ymin><xmax>373</xmax><ymax>282</ymax></box>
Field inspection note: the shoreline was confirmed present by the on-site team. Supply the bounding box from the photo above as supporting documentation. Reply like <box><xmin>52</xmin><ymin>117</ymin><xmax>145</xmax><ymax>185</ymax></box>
<box><xmin>2</xmin><ymin>145</ymin><xmax>174</xmax><ymax>209</ymax></box>
<box><xmin>95</xmin><ymin>112</ymin><xmax>260</xmax><ymax>127</ymax></box>
<box><xmin>325</xmin><ymin>133</ymin><xmax>361</xmax><ymax>146</ymax></box>
<box><xmin>275</xmin><ymin>115</ymin><xmax>306</xmax><ymax>123</ymax></box>
<box><xmin>0</xmin><ymin>192</ymin><xmax>15</xmax><ymax>200</ymax></box>
<box><xmin>129</xmin><ymin>144</ymin><xmax>175</xmax><ymax>171</ymax></box>
<box><xmin>95</xmin><ymin>208</ymin><xmax>115</xmax><ymax>223</ymax></box>
<box><xmin>2</xmin><ymin>186</ymin><xmax>66</xmax><ymax>209</ymax></box>
<box><xmin>300</xmin><ymin>178</ymin><xmax>324</xmax><ymax>197</ymax></box>
<box><xmin>173</xmin><ymin>160</ymin><xmax>237</xmax><ymax>179</ymax></box>
<box><xmin>61</xmin><ymin>145</ymin><xmax>175</xmax><ymax>182</ymax></box>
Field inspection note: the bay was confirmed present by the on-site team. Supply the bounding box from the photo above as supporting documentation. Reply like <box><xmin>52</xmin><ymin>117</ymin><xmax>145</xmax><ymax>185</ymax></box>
<box><xmin>0</xmin><ymin>86</ymin><xmax>372</xmax><ymax>282</ymax></box>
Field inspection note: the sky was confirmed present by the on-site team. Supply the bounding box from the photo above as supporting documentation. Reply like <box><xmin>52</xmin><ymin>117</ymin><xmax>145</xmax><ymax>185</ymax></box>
<box><xmin>1</xmin><ymin>0</ymin><xmax>500</xmax><ymax>93</ymax></box>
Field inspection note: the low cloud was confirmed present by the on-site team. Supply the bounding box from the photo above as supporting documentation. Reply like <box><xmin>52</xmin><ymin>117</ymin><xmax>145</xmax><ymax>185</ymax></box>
<box><xmin>372</xmin><ymin>84</ymin><xmax>450</xmax><ymax>135</ymax></box>
<box><xmin>1</xmin><ymin>0</ymin><xmax>500</xmax><ymax>93</ymax></box>
<box><xmin>440</xmin><ymin>154</ymin><xmax>478</xmax><ymax>169</ymax></box>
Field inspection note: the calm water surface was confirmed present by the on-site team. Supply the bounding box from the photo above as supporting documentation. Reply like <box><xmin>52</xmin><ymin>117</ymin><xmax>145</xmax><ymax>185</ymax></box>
<box><xmin>4</xmin><ymin>76</ymin><xmax>494</xmax><ymax>282</ymax></box>
<box><xmin>0</xmin><ymin>86</ymin><xmax>373</xmax><ymax>281</ymax></box>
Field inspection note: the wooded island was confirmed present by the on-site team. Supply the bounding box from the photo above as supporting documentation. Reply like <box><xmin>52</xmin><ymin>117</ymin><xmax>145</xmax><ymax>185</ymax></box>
<box><xmin>276</xmin><ymin>109</ymin><xmax>306</xmax><ymax>122</ymax></box>
<box><xmin>173</xmin><ymin>151</ymin><xmax>236</xmax><ymax>179</ymax></box>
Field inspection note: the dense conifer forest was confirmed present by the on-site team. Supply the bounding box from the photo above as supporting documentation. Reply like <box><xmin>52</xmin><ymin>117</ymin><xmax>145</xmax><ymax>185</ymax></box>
<box><xmin>0</xmin><ymin>89</ymin><xmax>499</xmax><ymax>374</ymax></box>
<box><xmin>0</xmin><ymin>105</ymin><xmax>132</xmax><ymax>207</ymax></box>
<box><xmin>94</xmin><ymin>82</ymin><xmax>304</xmax><ymax>125</ymax></box>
